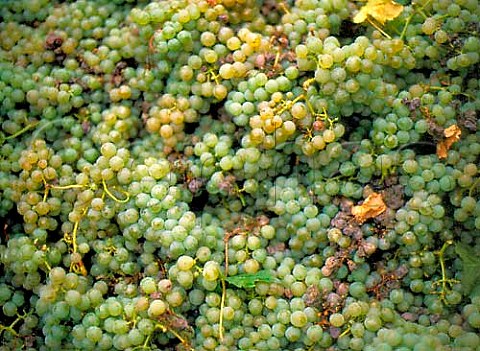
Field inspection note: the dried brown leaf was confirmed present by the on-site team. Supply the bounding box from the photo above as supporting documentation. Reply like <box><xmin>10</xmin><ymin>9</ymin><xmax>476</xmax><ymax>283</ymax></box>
<box><xmin>436</xmin><ymin>124</ymin><xmax>461</xmax><ymax>159</ymax></box>
<box><xmin>351</xmin><ymin>192</ymin><xmax>387</xmax><ymax>224</ymax></box>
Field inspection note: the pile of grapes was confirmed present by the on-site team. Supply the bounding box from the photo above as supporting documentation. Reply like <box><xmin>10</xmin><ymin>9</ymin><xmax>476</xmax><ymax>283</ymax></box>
<box><xmin>1</xmin><ymin>0</ymin><xmax>479</xmax><ymax>350</ymax></box>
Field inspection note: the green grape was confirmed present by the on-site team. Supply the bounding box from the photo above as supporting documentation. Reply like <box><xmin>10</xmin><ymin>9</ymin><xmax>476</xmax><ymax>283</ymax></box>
<box><xmin>455</xmin><ymin>332</ymin><xmax>480</xmax><ymax>348</ymax></box>
<box><xmin>329</xmin><ymin>312</ymin><xmax>345</xmax><ymax>327</ymax></box>
<box><xmin>202</xmin><ymin>260</ymin><xmax>221</xmax><ymax>282</ymax></box>
<box><xmin>52</xmin><ymin>301</ymin><xmax>70</xmax><ymax>320</ymax></box>
<box><xmin>467</xmin><ymin>312</ymin><xmax>480</xmax><ymax>328</ymax></box>
<box><xmin>127</xmin><ymin>328</ymin><xmax>144</xmax><ymax>346</ymax></box>
<box><xmin>65</xmin><ymin>289</ymin><xmax>82</xmax><ymax>306</ymax></box>
<box><xmin>291</xmin><ymin>102</ymin><xmax>308</xmax><ymax>119</ymax></box>
<box><xmin>2</xmin><ymin>301</ymin><xmax>18</xmax><ymax>317</ymax></box>
<box><xmin>304</xmin><ymin>324</ymin><xmax>323</xmax><ymax>343</ymax></box>
<box><xmin>290</xmin><ymin>310</ymin><xmax>308</xmax><ymax>327</ymax></box>
<box><xmin>285</xmin><ymin>326</ymin><xmax>302</xmax><ymax>342</ymax></box>
<box><xmin>364</xmin><ymin>315</ymin><xmax>382</xmax><ymax>332</ymax></box>
<box><xmin>140</xmin><ymin>277</ymin><xmax>157</xmax><ymax>295</ymax></box>
<box><xmin>346</xmin><ymin>56</ymin><xmax>362</xmax><ymax>72</ymax></box>
<box><xmin>439</xmin><ymin>175</ymin><xmax>456</xmax><ymax>191</ymax></box>
<box><xmin>107</xmin><ymin>299</ymin><xmax>123</xmax><ymax>317</ymax></box>
<box><xmin>402</xmin><ymin>159</ymin><xmax>418</xmax><ymax>174</ymax></box>
<box><xmin>349</xmin><ymin>282</ymin><xmax>367</xmax><ymax>298</ymax></box>
<box><xmin>86</xmin><ymin>325</ymin><xmax>103</xmax><ymax>343</ymax></box>
<box><xmin>147</xmin><ymin>299</ymin><xmax>167</xmax><ymax>318</ymax></box>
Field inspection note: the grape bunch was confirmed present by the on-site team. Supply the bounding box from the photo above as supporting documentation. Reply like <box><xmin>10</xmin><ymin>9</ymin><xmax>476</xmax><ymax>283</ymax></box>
<box><xmin>1</xmin><ymin>0</ymin><xmax>480</xmax><ymax>350</ymax></box>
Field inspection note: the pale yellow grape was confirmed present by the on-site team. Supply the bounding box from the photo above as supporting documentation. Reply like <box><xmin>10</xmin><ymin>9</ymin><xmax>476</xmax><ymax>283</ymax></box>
<box><xmin>283</xmin><ymin>120</ymin><xmax>296</xmax><ymax>135</ymax></box>
<box><xmin>291</xmin><ymin>102</ymin><xmax>308</xmax><ymax>119</ymax></box>
<box><xmin>250</xmin><ymin>128</ymin><xmax>265</xmax><ymax>143</ymax></box>
<box><xmin>147</xmin><ymin>300</ymin><xmax>167</xmax><ymax>318</ymax></box>
<box><xmin>249</xmin><ymin>115</ymin><xmax>263</xmax><ymax>129</ymax></box>
<box><xmin>177</xmin><ymin>255</ymin><xmax>195</xmax><ymax>271</ymax></box>
<box><xmin>323</xmin><ymin>129</ymin><xmax>336</xmax><ymax>143</ymax></box>
<box><xmin>160</xmin><ymin>124</ymin><xmax>174</xmax><ymax>138</ymax></box>
<box><xmin>213</xmin><ymin>84</ymin><xmax>228</xmax><ymax>100</ymax></box>
<box><xmin>219</xmin><ymin>63</ymin><xmax>235</xmax><ymax>79</ymax></box>
<box><xmin>227</xmin><ymin>36</ymin><xmax>241</xmax><ymax>50</ymax></box>
<box><xmin>312</xmin><ymin>135</ymin><xmax>326</xmax><ymax>150</ymax></box>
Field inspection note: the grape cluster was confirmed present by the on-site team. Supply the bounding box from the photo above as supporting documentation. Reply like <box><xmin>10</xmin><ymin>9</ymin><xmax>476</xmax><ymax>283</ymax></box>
<box><xmin>1</xmin><ymin>0</ymin><xmax>480</xmax><ymax>350</ymax></box>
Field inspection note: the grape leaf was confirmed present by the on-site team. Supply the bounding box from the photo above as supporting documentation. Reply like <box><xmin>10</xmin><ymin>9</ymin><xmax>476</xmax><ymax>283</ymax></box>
<box><xmin>353</xmin><ymin>0</ymin><xmax>404</xmax><ymax>25</ymax></box>
<box><xmin>351</xmin><ymin>192</ymin><xmax>387</xmax><ymax>224</ymax></box>
<box><xmin>225</xmin><ymin>270</ymin><xmax>275</xmax><ymax>289</ymax></box>
<box><xmin>455</xmin><ymin>242</ymin><xmax>480</xmax><ymax>295</ymax></box>
<box><xmin>436</xmin><ymin>124</ymin><xmax>461</xmax><ymax>159</ymax></box>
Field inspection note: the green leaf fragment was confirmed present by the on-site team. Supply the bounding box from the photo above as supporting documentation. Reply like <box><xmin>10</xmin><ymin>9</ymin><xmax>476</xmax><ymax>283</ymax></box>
<box><xmin>455</xmin><ymin>242</ymin><xmax>480</xmax><ymax>295</ymax></box>
<box><xmin>225</xmin><ymin>270</ymin><xmax>275</xmax><ymax>289</ymax></box>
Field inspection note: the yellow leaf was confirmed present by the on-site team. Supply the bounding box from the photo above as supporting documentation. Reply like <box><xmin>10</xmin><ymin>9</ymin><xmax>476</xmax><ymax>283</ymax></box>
<box><xmin>353</xmin><ymin>9</ymin><xmax>368</xmax><ymax>24</ymax></box>
<box><xmin>436</xmin><ymin>124</ymin><xmax>461</xmax><ymax>159</ymax></box>
<box><xmin>351</xmin><ymin>192</ymin><xmax>387</xmax><ymax>224</ymax></box>
<box><xmin>353</xmin><ymin>0</ymin><xmax>404</xmax><ymax>25</ymax></box>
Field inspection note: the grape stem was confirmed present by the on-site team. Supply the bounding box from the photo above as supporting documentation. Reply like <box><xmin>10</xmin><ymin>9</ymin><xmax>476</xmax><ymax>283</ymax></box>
<box><xmin>233</xmin><ymin>184</ymin><xmax>246</xmax><ymax>207</ymax></box>
<box><xmin>42</xmin><ymin>175</ymin><xmax>128</xmax><ymax>277</ymax></box>
<box><xmin>278</xmin><ymin>2</ymin><xmax>290</xmax><ymax>14</ymax></box>
<box><xmin>220</xmin><ymin>224</ymin><xmax>251</xmax><ymax>341</ymax></box>
<box><xmin>0</xmin><ymin>311</ymin><xmax>29</xmax><ymax>338</ymax></box>
<box><xmin>42</xmin><ymin>175</ymin><xmax>87</xmax><ymax>201</ymax></box>
<box><xmin>433</xmin><ymin>240</ymin><xmax>459</xmax><ymax>304</ymax></box>
<box><xmin>469</xmin><ymin>178</ymin><xmax>480</xmax><ymax>197</ymax></box>
<box><xmin>43</xmin><ymin>177</ymin><xmax>129</xmax><ymax>204</ymax></box>
<box><xmin>133</xmin><ymin>320</ymin><xmax>193</xmax><ymax>351</ymax></box>
<box><xmin>366</xmin><ymin>17</ymin><xmax>391</xmax><ymax>40</ymax></box>
<box><xmin>220</xmin><ymin>219</ymin><xmax>259</xmax><ymax>342</ymax></box>
<box><xmin>2</xmin><ymin>121</ymin><xmax>39</xmax><ymax>145</ymax></box>
<box><xmin>29</xmin><ymin>118</ymin><xmax>64</xmax><ymax>146</ymax></box>
<box><xmin>399</xmin><ymin>14</ymin><xmax>412</xmax><ymax>41</ymax></box>
<box><xmin>41</xmin><ymin>249</ymin><xmax>52</xmax><ymax>272</ymax></box>
<box><xmin>67</xmin><ymin>206</ymin><xmax>88</xmax><ymax>276</ymax></box>
<box><xmin>102</xmin><ymin>178</ymin><xmax>130</xmax><ymax>203</ymax></box>
<box><xmin>308</xmin><ymin>104</ymin><xmax>338</xmax><ymax>129</ymax></box>
<box><xmin>219</xmin><ymin>278</ymin><xmax>227</xmax><ymax>342</ymax></box>
<box><xmin>219</xmin><ymin>230</ymin><xmax>234</xmax><ymax>342</ymax></box>
<box><xmin>273</xmin><ymin>94</ymin><xmax>304</xmax><ymax>115</ymax></box>
<box><xmin>400</xmin><ymin>0</ymin><xmax>434</xmax><ymax>41</ymax></box>
<box><xmin>156</xmin><ymin>322</ymin><xmax>194</xmax><ymax>351</ymax></box>
<box><xmin>421</xmin><ymin>84</ymin><xmax>475</xmax><ymax>100</ymax></box>
<box><xmin>207</xmin><ymin>68</ymin><xmax>220</xmax><ymax>85</ymax></box>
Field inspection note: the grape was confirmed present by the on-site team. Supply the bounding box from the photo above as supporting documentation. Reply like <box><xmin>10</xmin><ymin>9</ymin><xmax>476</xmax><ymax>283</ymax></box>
<box><xmin>107</xmin><ymin>300</ymin><xmax>123</xmax><ymax>317</ymax></box>
<box><xmin>439</xmin><ymin>175</ymin><xmax>456</xmax><ymax>191</ymax></box>
<box><xmin>290</xmin><ymin>310</ymin><xmax>308</xmax><ymax>327</ymax></box>
<box><xmin>126</xmin><ymin>328</ymin><xmax>144</xmax><ymax>346</ymax></box>
<box><xmin>140</xmin><ymin>277</ymin><xmax>157</xmax><ymax>295</ymax></box>
<box><xmin>329</xmin><ymin>312</ymin><xmax>345</xmax><ymax>327</ymax></box>
<box><xmin>0</xmin><ymin>1</ymin><xmax>478</xmax><ymax>350</ymax></box>
<box><xmin>364</xmin><ymin>315</ymin><xmax>382</xmax><ymax>332</ymax></box>
<box><xmin>86</xmin><ymin>325</ymin><xmax>103</xmax><ymax>343</ymax></box>
<box><xmin>349</xmin><ymin>282</ymin><xmax>367</xmax><ymax>298</ymax></box>
<box><xmin>49</xmin><ymin>267</ymin><xmax>67</xmax><ymax>285</ymax></box>
<box><xmin>65</xmin><ymin>289</ymin><xmax>82</xmax><ymax>306</ymax></box>
<box><xmin>422</xmin><ymin>18</ymin><xmax>437</xmax><ymax>35</ymax></box>
<box><xmin>285</xmin><ymin>326</ymin><xmax>302</xmax><ymax>342</ymax></box>
<box><xmin>291</xmin><ymin>102</ymin><xmax>307</xmax><ymax>119</ymax></box>
<box><xmin>177</xmin><ymin>255</ymin><xmax>196</xmax><ymax>271</ymax></box>
<box><xmin>467</xmin><ymin>312</ymin><xmax>480</xmax><ymax>328</ymax></box>
<box><xmin>147</xmin><ymin>300</ymin><xmax>167</xmax><ymax>318</ymax></box>
<box><xmin>3</xmin><ymin>301</ymin><xmax>18</xmax><ymax>317</ymax></box>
